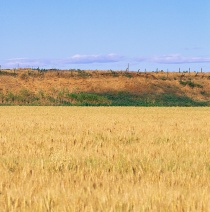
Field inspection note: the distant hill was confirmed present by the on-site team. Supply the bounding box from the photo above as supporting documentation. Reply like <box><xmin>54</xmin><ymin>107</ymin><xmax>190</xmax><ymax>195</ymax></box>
<box><xmin>0</xmin><ymin>69</ymin><xmax>210</xmax><ymax>106</ymax></box>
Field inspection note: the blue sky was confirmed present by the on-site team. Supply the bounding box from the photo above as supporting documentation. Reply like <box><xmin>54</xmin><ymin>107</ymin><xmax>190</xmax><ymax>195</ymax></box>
<box><xmin>0</xmin><ymin>0</ymin><xmax>210</xmax><ymax>71</ymax></box>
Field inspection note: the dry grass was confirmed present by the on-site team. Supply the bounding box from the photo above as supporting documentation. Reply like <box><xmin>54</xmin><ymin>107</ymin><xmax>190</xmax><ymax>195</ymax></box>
<box><xmin>0</xmin><ymin>107</ymin><xmax>210</xmax><ymax>211</ymax></box>
<box><xmin>1</xmin><ymin>69</ymin><xmax>210</xmax><ymax>102</ymax></box>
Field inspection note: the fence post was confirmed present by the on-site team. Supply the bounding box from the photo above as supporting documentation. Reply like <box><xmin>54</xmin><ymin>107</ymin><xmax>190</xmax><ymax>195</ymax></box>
<box><xmin>126</xmin><ymin>63</ymin><xmax>129</xmax><ymax>72</ymax></box>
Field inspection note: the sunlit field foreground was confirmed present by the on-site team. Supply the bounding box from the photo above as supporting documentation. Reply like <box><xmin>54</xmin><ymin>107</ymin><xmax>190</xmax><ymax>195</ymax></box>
<box><xmin>0</xmin><ymin>107</ymin><xmax>210</xmax><ymax>211</ymax></box>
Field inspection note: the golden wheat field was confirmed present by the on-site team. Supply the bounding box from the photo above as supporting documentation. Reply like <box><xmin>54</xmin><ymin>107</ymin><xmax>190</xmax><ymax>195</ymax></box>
<box><xmin>0</xmin><ymin>107</ymin><xmax>210</xmax><ymax>211</ymax></box>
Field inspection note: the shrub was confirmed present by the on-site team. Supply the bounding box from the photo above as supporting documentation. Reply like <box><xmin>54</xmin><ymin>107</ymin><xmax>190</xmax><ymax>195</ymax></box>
<box><xmin>20</xmin><ymin>73</ymin><xmax>29</xmax><ymax>80</ymax></box>
<box><xmin>6</xmin><ymin>92</ymin><xmax>16</xmax><ymax>103</ymax></box>
<box><xmin>0</xmin><ymin>70</ymin><xmax>17</xmax><ymax>76</ymax></box>
<box><xmin>123</xmin><ymin>72</ymin><xmax>133</xmax><ymax>78</ymax></box>
<box><xmin>200</xmin><ymin>91</ymin><xmax>206</xmax><ymax>96</ymax></box>
<box><xmin>110</xmin><ymin>70</ymin><xmax>119</xmax><ymax>77</ymax></box>
<box><xmin>66</xmin><ymin>93</ymin><xmax>110</xmax><ymax>105</ymax></box>
<box><xmin>77</xmin><ymin>70</ymin><xmax>91</xmax><ymax>77</ymax></box>
<box><xmin>0</xmin><ymin>92</ymin><xmax>5</xmax><ymax>103</ymax></box>
<box><xmin>179</xmin><ymin>80</ymin><xmax>203</xmax><ymax>88</ymax></box>
<box><xmin>161</xmin><ymin>76</ymin><xmax>167</xmax><ymax>81</ymax></box>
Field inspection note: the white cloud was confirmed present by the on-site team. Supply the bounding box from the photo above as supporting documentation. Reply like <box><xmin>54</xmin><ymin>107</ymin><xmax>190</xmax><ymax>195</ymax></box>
<box><xmin>2</xmin><ymin>54</ymin><xmax>124</xmax><ymax>68</ymax></box>
<box><xmin>136</xmin><ymin>54</ymin><xmax>210</xmax><ymax>64</ymax></box>
<box><xmin>5</xmin><ymin>58</ymin><xmax>52</xmax><ymax>68</ymax></box>
<box><xmin>62</xmin><ymin>54</ymin><xmax>124</xmax><ymax>64</ymax></box>
<box><xmin>184</xmin><ymin>47</ymin><xmax>201</xmax><ymax>51</ymax></box>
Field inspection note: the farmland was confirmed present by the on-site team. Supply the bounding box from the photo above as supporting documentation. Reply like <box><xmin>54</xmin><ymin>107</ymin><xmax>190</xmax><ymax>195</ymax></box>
<box><xmin>0</xmin><ymin>107</ymin><xmax>210</xmax><ymax>211</ymax></box>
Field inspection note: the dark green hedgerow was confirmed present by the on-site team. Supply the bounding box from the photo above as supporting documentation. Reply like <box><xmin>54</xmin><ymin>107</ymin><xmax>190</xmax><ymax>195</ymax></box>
<box><xmin>99</xmin><ymin>92</ymin><xmax>208</xmax><ymax>106</ymax></box>
<box><xmin>0</xmin><ymin>90</ymin><xmax>209</xmax><ymax>106</ymax></box>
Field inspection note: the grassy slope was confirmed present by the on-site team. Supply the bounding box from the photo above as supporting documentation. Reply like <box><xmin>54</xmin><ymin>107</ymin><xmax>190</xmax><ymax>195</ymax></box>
<box><xmin>0</xmin><ymin>69</ymin><xmax>210</xmax><ymax>106</ymax></box>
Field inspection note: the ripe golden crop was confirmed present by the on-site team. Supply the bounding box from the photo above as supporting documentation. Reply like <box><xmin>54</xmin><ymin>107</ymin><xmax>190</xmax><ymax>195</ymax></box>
<box><xmin>0</xmin><ymin>107</ymin><xmax>209</xmax><ymax>211</ymax></box>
